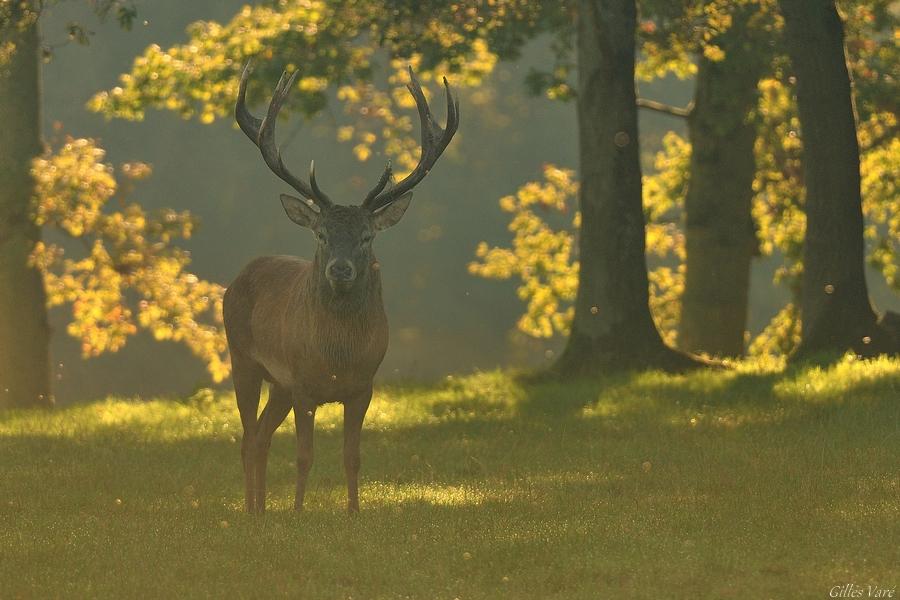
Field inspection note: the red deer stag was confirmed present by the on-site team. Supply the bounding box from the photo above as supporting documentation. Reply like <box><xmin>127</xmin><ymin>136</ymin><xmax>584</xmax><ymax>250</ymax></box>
<box><xmin>224</xmin><ymin>63</ymin><xmax>458</xmax><ymax>513</ymax></box>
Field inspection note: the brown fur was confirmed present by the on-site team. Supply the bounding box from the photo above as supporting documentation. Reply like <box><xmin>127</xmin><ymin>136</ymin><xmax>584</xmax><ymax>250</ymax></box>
<box><xmin>224</xmin><ymin>249</ymin><xmax>389</xmax><ymax>514</ymax></box>
<box><xmin>227</xmin><ymin>62</ymin><xmax>457</xmax><ymax>514</ymax></box>
<box><xmin>226</xmin><ymin>254</ymin><xmax>388</xmax><ymax>399</ymax></box>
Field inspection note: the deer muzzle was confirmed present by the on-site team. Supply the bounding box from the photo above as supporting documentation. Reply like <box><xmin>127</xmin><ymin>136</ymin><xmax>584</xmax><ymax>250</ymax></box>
<box><xmin>326</xmin><ymin>258</ymin><xmax>357</xmax><ymax>291</ymax></box>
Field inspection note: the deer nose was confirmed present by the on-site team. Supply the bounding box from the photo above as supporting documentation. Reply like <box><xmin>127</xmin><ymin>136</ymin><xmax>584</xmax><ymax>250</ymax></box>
<box><xmin>326</xmin><ymin>259</ymin><xmax>356</xmax><ymax>282</ymax></box>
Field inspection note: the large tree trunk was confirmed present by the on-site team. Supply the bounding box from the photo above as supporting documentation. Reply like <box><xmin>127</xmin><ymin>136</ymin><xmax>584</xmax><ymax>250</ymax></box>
<box><xmin>0</xmin><ymin>4</ymin><xmax>51</xmax><ymax>408</ymax></box>
<box><xmin>678</xmin><ymin>14</ymin><xmax>762</xmax><ymax>358</ymax></box>
<box><xmin>555</xmin><ymin>0</ymin><xmax>697</xmax><ymax>374</ymax></box>
<box><xmin>779</xmin><ymin>0</ymin><xmax>896</xmax><ymax>358</ymax></box>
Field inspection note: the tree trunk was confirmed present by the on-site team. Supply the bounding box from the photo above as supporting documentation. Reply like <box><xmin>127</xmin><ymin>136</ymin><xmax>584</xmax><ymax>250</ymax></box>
<box><xmin>0</xmin><ymin>4</ymin><xmax>51</xmax><ymax>408</ymax></box>
<box><xmin>779</xmin><ymin>0</ymin><xmax>896</xmax><ymax>358</ymax></box>
<box><xmin>678</xmin><ymin>15</ymin><xmax>762</xmax><ymax>358</ymax></box>
<box><xmin>555</xmin><ymin>0</ymin><xmax>697</xmax><ymax>374</ymax></box>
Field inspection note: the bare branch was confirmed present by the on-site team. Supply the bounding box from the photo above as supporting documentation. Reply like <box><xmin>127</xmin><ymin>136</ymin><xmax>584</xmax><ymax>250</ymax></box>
<box><xmin>636</xmin><ymin>98</ymin><xmax>693</xmax><ymax>119</ymax></box>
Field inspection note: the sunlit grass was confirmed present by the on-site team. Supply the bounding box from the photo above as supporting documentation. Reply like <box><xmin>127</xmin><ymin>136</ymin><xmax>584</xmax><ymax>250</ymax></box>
<box><xmin>1</xmin><ymin>356</ymin><xmax>898</xmax><ymax>598</ymax></box>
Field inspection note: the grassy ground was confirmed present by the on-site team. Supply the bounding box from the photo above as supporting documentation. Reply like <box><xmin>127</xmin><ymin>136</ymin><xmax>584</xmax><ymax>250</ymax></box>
<box><xmin>1</xmin><ymin>356</ymin><xmax>898</xmax><ymax>599</ymax></box>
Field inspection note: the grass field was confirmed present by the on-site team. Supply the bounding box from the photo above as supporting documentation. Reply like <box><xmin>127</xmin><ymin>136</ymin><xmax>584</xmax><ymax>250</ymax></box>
<box><xmin>1</xmin><ymin>356</ymin><xmax>898</xmax><ymax>598</ymax></box>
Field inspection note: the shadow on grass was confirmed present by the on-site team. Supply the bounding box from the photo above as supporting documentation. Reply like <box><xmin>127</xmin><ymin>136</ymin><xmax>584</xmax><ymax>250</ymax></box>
<box><xmin>511</xmin><ymin>359</ymin><xmax>899</xmax><ymax>428</ymax></box>
<box><xmin>2</xmin><ymin>368</ymin><xmax>899</xmax><ymax>599</ymax></box>
<box><xmin>3</xmin><ymin>368</ymin><xmax>898</xmax><ymax>521</ymax></box>
<box><xmin>1</xmin><ymin>357</ymin><xmax>897</xmax><ymax>528</ymax></box>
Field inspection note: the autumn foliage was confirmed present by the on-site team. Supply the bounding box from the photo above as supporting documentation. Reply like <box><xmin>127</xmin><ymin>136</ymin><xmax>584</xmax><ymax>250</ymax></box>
<box><xmin>30</xmin><ymin>138</ymin><xmax>229</xmax><ymax>382</ymax></box>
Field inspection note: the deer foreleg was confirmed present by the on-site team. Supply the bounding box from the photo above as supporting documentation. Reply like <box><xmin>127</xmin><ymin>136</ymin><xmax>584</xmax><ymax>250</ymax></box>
<box><xmin>253</xmin><ymin>384</ymin><xmax>293</xmax><ymax>513</ymax></box>
<box><xmin>292</xmin><ymin>395</ymin><xmax>316</xmax><ymax>511</ymax></box>
<box><xmin>343</xmin><ymin>392</ymin><xmax>372</xmax><ymax>514</ymax></box>
<box><xmin>232</xmin><ymin>355</ymin><xmax>263</xmax><ymax>513</ymax></box>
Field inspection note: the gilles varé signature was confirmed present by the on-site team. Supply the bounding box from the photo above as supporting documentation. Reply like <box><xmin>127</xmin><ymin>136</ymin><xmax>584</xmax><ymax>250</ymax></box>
<box><xmin>830</xmin><ymin>584</ymin><xmax>896</xmax><ymax>598</ymax></box>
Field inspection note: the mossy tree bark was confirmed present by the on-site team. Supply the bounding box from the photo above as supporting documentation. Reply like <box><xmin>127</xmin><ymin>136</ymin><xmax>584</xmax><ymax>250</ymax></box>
<box><xmin>555</xmin><ymin>0</ymin><xmax>698</xmax><ymax>374</ymax></box>
<box><xmin>0</xmin><ymin>3</ymin><xmax>51</xmax><ymax>408</ymax></box>
<box><xmin>678</xmin><ymin>12</ymin><xmax>763</xmax><ymax>358</ymax></box>
<box><xmin>779</xmin><ymin>0</ymin><xmax>898</xmax><ymax>358</ymax></box>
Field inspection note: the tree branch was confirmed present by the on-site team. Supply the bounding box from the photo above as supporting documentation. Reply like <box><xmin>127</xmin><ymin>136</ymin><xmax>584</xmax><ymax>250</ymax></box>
<box><xmin>636</xmin><ymin>98</ymin><xmax>693</xmax><ymax>118</ymax></box>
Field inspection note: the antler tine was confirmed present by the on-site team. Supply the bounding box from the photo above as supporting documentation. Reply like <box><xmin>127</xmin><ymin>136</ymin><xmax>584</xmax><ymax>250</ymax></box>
<box><xmin>309</xmin><ymin>160</ymin><xmax>332</xmax><ymax>205</ymax></box>
<box><xmin>234</xmin><ymin>62</ymin><xmax>331</xmax><ymax>208</ymax></box>
<box><xmin>363</xmin><ymin>160</ymin><xmax>393</xmax><ymax>205</ymax></box>
<box><xmin>444</xmin><ymin>76</ymin><xmax>460</xmax><ymax>139</ymax></box>
<box><xmin>363</xmin><ymin>67</ymin><xmax>459</xmax><ymax>212</ymax></box>
<box><xmin>407</xmin><ymin>67</ymin><xmax>433</xmax><ymax>147</ymax></box>
<box><xmin>235</xmin><ymin>62</ymin><xmax>262</xmax><ymax>141</ymax></box>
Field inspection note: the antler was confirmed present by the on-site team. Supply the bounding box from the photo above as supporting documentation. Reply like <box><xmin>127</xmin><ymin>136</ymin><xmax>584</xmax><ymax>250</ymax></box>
<box><xmin>362</xmin><ymin>67</ymin><xmax>459</xmax><ymax>212</ymax></box>
<box><xmin>235</xmin><ymin>62</ymin><xmax>332</xmax><ymax>209</ymax></box>
<box><xmin>362</xmin><ymin>160</ymin><xmax>392</xmax><ymax>205</ymax></box>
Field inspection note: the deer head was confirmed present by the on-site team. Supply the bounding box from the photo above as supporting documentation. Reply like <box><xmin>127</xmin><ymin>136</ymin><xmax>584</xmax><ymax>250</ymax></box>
<box><xmin>235</xmin><ymin>63</ymin><xmax>459</xmax><ymax>295</ymax></box>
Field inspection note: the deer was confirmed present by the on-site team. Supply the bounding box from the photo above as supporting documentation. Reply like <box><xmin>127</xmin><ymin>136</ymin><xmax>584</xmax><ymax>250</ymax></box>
<box><xmin>223</xmin><ymin>62</ymin><xmax>458</xmax><ymax>514</ymax></box>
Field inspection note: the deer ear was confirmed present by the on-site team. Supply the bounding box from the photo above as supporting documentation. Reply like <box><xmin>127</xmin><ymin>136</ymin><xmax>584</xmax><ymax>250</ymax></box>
<box><xmin>280</xmin><ymin>194</ymin><xmax>320</xmax><ymax>228</ymax></box>
<box><xmin>372</xmin><ymin>192</ymin><xmax>412</xmax><ymax>231</ymax></box>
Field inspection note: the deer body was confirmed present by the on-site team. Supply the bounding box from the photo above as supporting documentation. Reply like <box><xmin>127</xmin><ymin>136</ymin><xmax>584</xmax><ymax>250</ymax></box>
<box><xmin>226</xmin><ymin>63</ymin><xmax>457</xmax><ymax>513</ymax></box>
<box><xmin>225</xmin><ymin>255</ymin><xmax>388</xmax><ymax>401</ymax></box>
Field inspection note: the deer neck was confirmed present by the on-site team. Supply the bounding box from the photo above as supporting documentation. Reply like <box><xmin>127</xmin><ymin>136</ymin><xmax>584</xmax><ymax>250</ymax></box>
<box><xmin>307</xmin><ymin>254</ymin><xmax>383</xmax><ymax>318</ymax></box>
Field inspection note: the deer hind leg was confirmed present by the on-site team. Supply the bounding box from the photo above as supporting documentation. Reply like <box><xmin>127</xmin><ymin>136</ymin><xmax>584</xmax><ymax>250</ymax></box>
<box><xmin>253</xmin><ymin>384</ymin><xmax>293</xmax><ymax>513</ymax></box>
<box><xmin>343</xmin><ymin>392</ymin><xmax>372</xmax><ymax>514</ymax></box>
<box><xmin>292</xmin><ymin>394</ymin><xmax>316</xmax><ymax>511</ymax></box>
<box><xmin>232</xmin><ymin>354</ymin><xmax>263</xmax><ymax>513</ymax></box>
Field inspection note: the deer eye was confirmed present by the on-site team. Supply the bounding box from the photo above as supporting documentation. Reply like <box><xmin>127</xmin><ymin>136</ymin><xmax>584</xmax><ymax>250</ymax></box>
<box><xmin>360</xmin><ymin>234</ymin><xmax>373</xmax><ymax>246</ymax></box>
<box><xmin>316</xmin><ymin>232</ymin><xmax>327</xmax><ymax>245</ymax></box>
